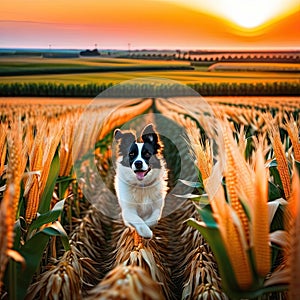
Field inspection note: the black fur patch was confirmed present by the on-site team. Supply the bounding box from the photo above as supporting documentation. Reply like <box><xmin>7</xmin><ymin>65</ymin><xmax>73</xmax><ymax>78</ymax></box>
<box><xmin>114</xmin><ymin>124</ymin><xmax>162</xmax><ymax>169</ymax></box>
<box><xmin>141</xmin><ymin>124</ymin><xmax>161</xmax><ymax>154</ymax></box>
<box><xmin>128</xmin><ymin>142</ymin><xmax>161</xmax><ymax>169</ymax></box>
<box><xmin>114</xmin><ymin>129</ymin><xmax>135</xmax><ymax>167</ymax></box>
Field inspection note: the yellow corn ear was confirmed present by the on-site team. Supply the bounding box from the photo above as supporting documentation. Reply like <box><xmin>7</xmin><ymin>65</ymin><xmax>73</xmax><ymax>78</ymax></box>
<box><xmin>7</xmin><ymin>136</ymin><xmax>22</xmax><ymax>246</ymax></box>
<box><xmin>0</xmin><ymin>131</ymin><xmax>22</xmax><ymax>291</ymax></box>
<box><xmin>253</xmin><ymin>147</ymin><xmax>270</xmax><ymax>277</ymax></box>
<box><xmin>59</xmin><ymin>116</ymin><xmax>73</xmax><ymax>177</ymax></box>
<box><xmin>0</xmin><ymin>123</ymin><xmax>7</xmax><ymax>176</ymax></box>
<box><xmin>223</xmin><ymin>128</ymin><xmax>250</xmax><ymax>244</ymax></box>
<box><xmin>25</xmin><ymin>142</ymin><xmax>43</xmax><ymax>224</ymax></box>
<box><xmin>266</xmin><ymin>115</ymin><xmax>291</xmax><ymax>199</ymax></box>
<box><xmin>285</xmin><ymin>116</ymin><xmax>300</xmax><ymax>162</ymax></box>
<box><xmin>25</xmin><ymin>176</ymin><xmax>40</xmax><ymax>224</ymax></box>
<box><xmin>186</xmin><ymin>125</ymin><xmax>212</xmax><ymax>181</ymax></box>
<box><xmin>211</xmin><ymin>186</ymin><xmax>253</xmax><ymax>290</ymax></box>
<box><xmin>272</xmin><ymin>130</ymin><xmax>291</xmax><ymax>199</ymax></box>
<box><xmin>224</xmin><ymin>203</ymin><xmax>253</xmax><ymax>290</ymax></box>
<box><xmin>39</xmin><ymin>127</ymin><xmax>62</xmax><ymax>197</ymax></box>
<box><xmin>285</xmin><ymin>166</ymin><xmax>300</xmax><ymax>299</ymax></box>
<box><xmin>0</xmin><ymin>143</ymin><xmax>6</xmax><ymax>177</ymax></box>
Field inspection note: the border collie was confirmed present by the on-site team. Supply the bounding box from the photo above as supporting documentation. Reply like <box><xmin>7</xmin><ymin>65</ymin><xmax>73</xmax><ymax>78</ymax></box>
<box><xmin>114</xmin><ymin>124</ymin><xmax>168</xmax><ymax>238</ymax></box>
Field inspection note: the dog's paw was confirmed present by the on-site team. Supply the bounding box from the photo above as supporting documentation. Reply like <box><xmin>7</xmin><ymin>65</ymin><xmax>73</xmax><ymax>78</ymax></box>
<box><xmin>135</xmin><ymin>225</ymin><xmax>153</xmax><ymax>239</ymax></box>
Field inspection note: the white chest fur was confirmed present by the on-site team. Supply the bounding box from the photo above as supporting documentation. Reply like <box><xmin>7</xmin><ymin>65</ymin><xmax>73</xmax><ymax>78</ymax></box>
<box><xmin>114</xmin><ymin>162</ymin><xmax>168</xmax><ymax>238</ymax></box>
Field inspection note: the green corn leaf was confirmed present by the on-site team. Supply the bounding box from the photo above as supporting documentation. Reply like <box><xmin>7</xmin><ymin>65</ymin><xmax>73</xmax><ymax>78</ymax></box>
<box><xmin>13</xmin><ymin>219</ymin><xmax>23</xmax><ymax>250</ymax></box>
<box><xmin>244</xmin><ymin>135</ymin><xmax>254</xmax><ymax>161</ymax></box>
<box><xmin>43</xmin><ymin>221</ymin><xmax>70</xmax><ymax>251</ymax></box>
<box><xmin>268</xmin><ymin>181</ymin><xmax>282</xmax><ymax>201</ymax></box>
<box><xmin>179</xmin><ymin>179</ymin><xmax>203</xmax><ymax>189</ymax></box>
<box><xmin>266</xmin><ymin>159</ymin><xmax>278</xmax><ymax>168</ymax></box>
<box><xmin>187</xmin><ymin>217</ymin><xmax>242</xmax><ymax>298</ymax></box>
<box><xmin>268</xmin><ymin>198</ymin><xmax>287</xmax><ymax>228</ymax></box>
<box><xmin>295</xmin><ymin>160</ymin><xmax>300</xmax><ymax>176</ymax></box>
<box><xmin>57</xmin><ymin>175</ymin><xmax>74</xmax><ymax>199</ymax></box>
<box><xmin>173</xmin><ymin>193</ymin><xmax>201</xmax><ymax>199</ymax></box>
<box><xmin>270</xmin><ymin>203</ymin><xmax>285</xmax><ymax>232</ymax></box>
<box><xmin>38</xmin><ymin>147</ymin><xmax>60</xmax><ymax>214</ymax></box>
<box><xmin>196</xmin><ymin>205</ymin><xmax>218</xmax><ymax>229</ymax></box>
<box><xmin>13</xmin><ymin>222</ymin><xmax>68</xmax><ymax>300</ymax></box>
<box><xmin>189</xmin><ymin>202</ymin><xmax>289</xmax><ymax>299</ymax></box>
<box><xmin>270</xmin><ymin>243</ymin><xmax>282</xmax><ymax>271</ymax></box>
<box><xmin>16</xmin><ymin>181</ymin><xmax>25</xmax><ymax>219</ymax></box>
<box><xmin>29</xmin><ymin>199</ymin><xmax>65</xmax><ymax>233</ymax></box>
<box><xmin>187</xmin><ymin>216</ymin><xmax>285</xmax><ymax>299</ymax></box>
<box><xmin>269</xmin><ymin>166</ymin><xmax>283</xmax><ymax>195</ymax></box>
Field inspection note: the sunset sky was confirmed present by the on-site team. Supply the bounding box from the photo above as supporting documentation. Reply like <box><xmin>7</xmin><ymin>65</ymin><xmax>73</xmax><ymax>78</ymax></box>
<box><xmin>0</xmin><ymin>0</ymin><xmax>299</xmax><ymax>49</ymax></box>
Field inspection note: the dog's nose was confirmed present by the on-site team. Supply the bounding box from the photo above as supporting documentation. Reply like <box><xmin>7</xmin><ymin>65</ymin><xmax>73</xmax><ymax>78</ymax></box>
<box><xmin>134</xmin><ymin>160</ymin><xmax>143</xmax><ymax>169</ymax></box>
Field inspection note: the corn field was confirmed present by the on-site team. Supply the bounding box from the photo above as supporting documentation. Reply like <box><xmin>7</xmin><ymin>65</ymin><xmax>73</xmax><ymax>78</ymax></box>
<box><xmin>0</xmin><ymin>81</ymin><xmax>299</xmax><ymax>97</ymax></box>
<box><xmin>0</xmin><ymin>95</ymin><xmax>299</xmax><ymax>299</ymax></box>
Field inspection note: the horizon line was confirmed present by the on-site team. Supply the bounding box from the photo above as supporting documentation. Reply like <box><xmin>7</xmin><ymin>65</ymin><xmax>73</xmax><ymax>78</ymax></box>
<box><xmin>0</xmin><ymin>46</ymin><xmax>299</xmax><ymax>52</ymax></box>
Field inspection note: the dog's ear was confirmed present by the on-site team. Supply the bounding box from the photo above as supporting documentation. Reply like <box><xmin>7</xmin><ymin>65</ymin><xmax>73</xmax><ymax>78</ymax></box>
<box><xmin>114</xmin><ymin>129</ymin><xmax>123</xmax><ymax>140</ymax></box>
<box><xmin>114</xmin><ymin>129</ymin><xmax>135</xmax><ymax>139</ymax></box>
<box><xmin>114</xmin><ymin>129</ymin><xmax>136</xmax><ymax>155</ymax></box>
<box><xmin>141</xmin><ymin>124</ymin><xmax>161</xmax><ymax>153</ymax></box>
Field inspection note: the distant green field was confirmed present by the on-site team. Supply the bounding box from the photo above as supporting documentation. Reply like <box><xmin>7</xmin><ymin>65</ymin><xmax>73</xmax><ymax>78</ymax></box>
<box><xmin>0</xmin><ymin>57</ymin><xmax>192</xmax><ymax>76</ymax></box>
<box><xmin>208</xmin><ymin>62</ymin><xmax>300</xmax><ymax>73</ymax></box>
<box><xmin>1</xmin><ymin>57</ymin><xmax>299</xmax><ymax>84</ymax></box>
<box><xmin>0</xmin><ymin>56</ymin><xmax>299</xmax><ymax>96</ymax></box>
<box><xmin>0</xmin><ymin>69</ymin><xmax>298</xmax><ymax>85</ymax></box>
<box><xmin>0</xmin><ymin>57</ymin><xmax>188</xmax><ymax>68</ymax></box>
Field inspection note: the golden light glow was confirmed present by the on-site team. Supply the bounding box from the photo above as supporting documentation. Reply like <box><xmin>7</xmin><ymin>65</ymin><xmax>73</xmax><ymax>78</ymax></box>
<box><xmin>220</xmin><ymin>0</ymin><xmax>286</xmax><ymax>29</ymax></box>
<box><xmin>162</xmin><ymin>0</ymin><xmax>300</xmax><ymax>29</ymax></box>
<box><xmin>0</xmin><ymin>0</ymin><xmax>299</xmax><ymax>48</ymax></box>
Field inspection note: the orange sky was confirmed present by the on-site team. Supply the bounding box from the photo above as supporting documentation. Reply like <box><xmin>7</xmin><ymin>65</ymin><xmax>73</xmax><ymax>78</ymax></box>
<box><xmin>0</xmin><ymin>0</ymin><xmax>299</xmax><ymax>49</ymax></box>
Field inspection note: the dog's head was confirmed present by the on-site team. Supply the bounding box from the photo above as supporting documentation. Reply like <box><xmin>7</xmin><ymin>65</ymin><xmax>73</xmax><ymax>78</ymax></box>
<box><xmin>114</xmin><ymin>124</ymin><xmax>162</xmax><ymax>181</ymax></box>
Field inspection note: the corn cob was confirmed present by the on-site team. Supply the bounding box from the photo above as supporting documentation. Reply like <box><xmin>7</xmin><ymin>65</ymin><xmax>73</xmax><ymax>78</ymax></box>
<box><xmin>25</xmin><ymin>143</ymin><xmax>43</xmax><ymax>224</ymax></box>
<box><xmin>39</xmin><ymin>123</ymin><xmax>63</xmax><ymax>197</ymax></box>
<box><xmin>0</xmin><ymin>129</ymin><xmax>23</xmax><ymax>291</ymax></box>
<box><xmin>269</xmin><ymin>123</ymin><xmax>291</xmax><ymax>199</ymax></box>
<box><xmin>223</xmin><ymin>126</ymin><xmax>250</xmax><ymax>244</ymax></box>
<box><xmin>211</xmin><ymin>188</ymin><xmax>253</xmax><ymax>290</ymax></box>
<box><xmin>0</xmin><ymin>123</ymin><xmax>7</xmax><ymax>177</ymax></box>
<box><xmin>284</xmin><ymin>115</ymin><xmax>300</xmax><ymax>162</ymax></box>
<box><xmin>185</xmin><ymin>125</ymin><xmax>212</xmax><ymax>181</ymax></box>
<box><xmin>226</xmin><ymin>208</ymin><xmax>253</xmax><ymax>290</ymax></box>
<box><xmin>285</xmin><ymin>166</ymin><xmax>300</xmax><ymax>299</ymax></box>
<box><xmin>253</xmin><ymin>147</ymin><xmax>270</xmax><ymax>277</ymax></box>
<box><xmin>212</xmin><ymin>193</ymin><xmax>253</xmax><ymax>290</ymax></box>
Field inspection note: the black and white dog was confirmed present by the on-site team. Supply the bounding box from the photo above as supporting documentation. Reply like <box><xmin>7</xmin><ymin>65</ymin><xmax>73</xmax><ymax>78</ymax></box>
<box><xmin>114</xmin><ymin>124</ymin><xmax>168</xmax><ymax>238</ymax></box>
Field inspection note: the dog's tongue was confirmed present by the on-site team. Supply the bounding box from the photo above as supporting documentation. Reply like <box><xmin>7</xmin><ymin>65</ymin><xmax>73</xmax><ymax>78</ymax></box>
<box><xmin>136</xmin><ymin>171</ymin><xmax>146</xmax><ymax>181</ymax></box>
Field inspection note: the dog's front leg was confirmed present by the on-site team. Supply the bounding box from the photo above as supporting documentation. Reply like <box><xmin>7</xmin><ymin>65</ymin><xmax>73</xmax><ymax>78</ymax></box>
<box><xmin>122</xmin><ymin>208</ymin><xmax>153</xmax><ymax>239</ymax></box>
<box><xmin>144</xmin><ymin>199</ymin><xmax>164</xmax><ymax>227</ymax></box>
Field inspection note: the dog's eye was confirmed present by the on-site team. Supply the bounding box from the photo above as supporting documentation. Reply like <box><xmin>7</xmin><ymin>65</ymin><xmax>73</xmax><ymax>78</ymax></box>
<box><xmin>129</xmin><ymin>152</ymin><xmax>135</xmax><ymax>158</ymax></box>
<box><xmin>144</xmin><ymin>152</ymin><xmax>151</xmax><ymax>158</ymax></box>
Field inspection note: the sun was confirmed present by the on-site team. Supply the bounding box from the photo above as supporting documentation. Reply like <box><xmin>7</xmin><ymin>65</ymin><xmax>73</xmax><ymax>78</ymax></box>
<box><xmin>162</xmin><ymin>0</ymin><xmax>300</xmax><ymax>30</ymax></box>
<box><xmin>219</xmin><ymin>0</ymin><xmax>293</xmax><ymax>29</ymax></box>
<box><xmin>220</xmin><ymin>0</ymin><xmax>277</xmax><ymax>29</ymax></box>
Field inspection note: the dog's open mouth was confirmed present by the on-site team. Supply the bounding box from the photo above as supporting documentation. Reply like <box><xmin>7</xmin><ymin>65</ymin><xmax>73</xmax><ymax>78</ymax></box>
<box><xmin>134</xmin><ymin>168</ymin><xmax>151</xmax><ymax>181</ymax></box>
